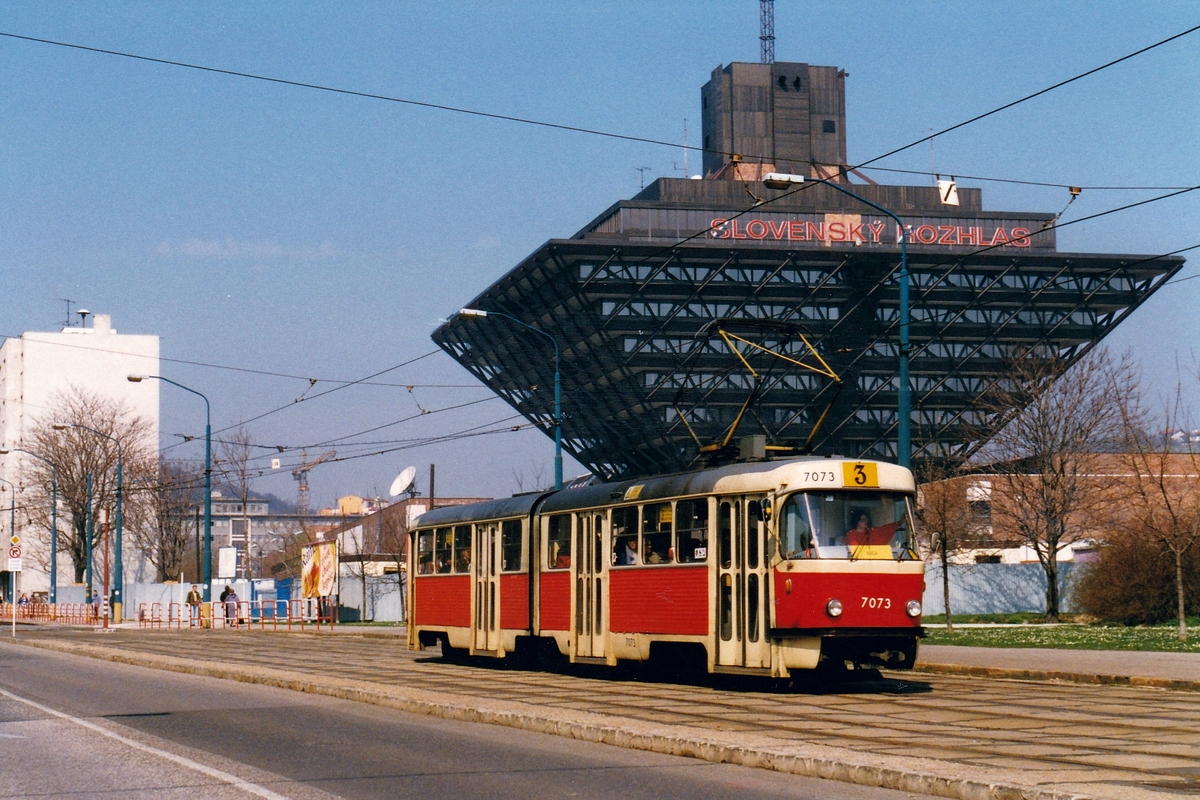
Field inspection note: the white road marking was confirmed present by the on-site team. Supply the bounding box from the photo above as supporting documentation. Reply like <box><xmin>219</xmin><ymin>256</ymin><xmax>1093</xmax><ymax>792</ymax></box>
<box><xmin>0</xmin><ymin>687</ymin><xmax>291</xmax><ymax>799</ymax></box>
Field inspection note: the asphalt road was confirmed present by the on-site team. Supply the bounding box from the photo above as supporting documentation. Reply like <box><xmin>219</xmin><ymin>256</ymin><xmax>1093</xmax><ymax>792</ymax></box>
<box><xmin>0</xmin><ymin>645</ymin><xmax>918</xmax><ymax>800</ymax></box>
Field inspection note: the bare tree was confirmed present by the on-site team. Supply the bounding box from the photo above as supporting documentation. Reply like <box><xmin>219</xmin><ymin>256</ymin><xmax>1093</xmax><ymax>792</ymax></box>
<box><xmin>338</xmin><ymin>513</ymin><xmax>372</xmax><ymax>621</ymax></box>
<box><xmin>976</xmin><ymin>348</ymin><xmax>1129</xmax><ymax>622</ymax></box>
<box><xmin>23</xmin><ymin>388</ymin><xmax>154</xmax><ymax>583</ymax></box>
<box><xmin>1114</xmin><ymin>379</ymin><xmax>1200</xmax><ymax>641</ymax></box>
<box><xmin>512</xmin><ymin>461</ymin><xmax>549</xmax><ymax>494</ymax></box>
<box><xmin>133</xmin><ymin>458</ymin><xmax>203</xmax><ymax>582</ymax></box>
<box><xmin>914</xmin><ymin>462</ymin><xmax>975</xmax><ymax>633</ymax></box>
<box><xmin>216</xmin><ymin>425</ymin><xmax>255</xmax><ymax>578</ymax></box>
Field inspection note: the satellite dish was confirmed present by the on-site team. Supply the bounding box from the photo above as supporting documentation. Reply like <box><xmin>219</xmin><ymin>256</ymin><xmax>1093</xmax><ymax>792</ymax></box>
<box><xmin>389</xmin><ymin>466</ymin><xmax>417</xmax><ymax>497</ymax></box>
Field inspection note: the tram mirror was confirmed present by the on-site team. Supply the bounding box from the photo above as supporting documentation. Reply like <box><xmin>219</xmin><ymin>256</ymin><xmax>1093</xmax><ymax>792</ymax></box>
<box><xmin>761</xmin><ymin>498</ymin><xmax>773</xmax><ymax>521</ymax></box>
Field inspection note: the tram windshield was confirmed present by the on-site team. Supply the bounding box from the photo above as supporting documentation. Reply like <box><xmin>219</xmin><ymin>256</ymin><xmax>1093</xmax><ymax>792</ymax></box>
<box><xmin>778</xmin><ymin>491</ymin><xmax>916</xmax><ymax>561</ymax></box>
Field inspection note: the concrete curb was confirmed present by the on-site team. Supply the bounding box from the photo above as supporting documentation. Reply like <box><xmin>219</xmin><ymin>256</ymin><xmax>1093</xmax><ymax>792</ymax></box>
<box><xmin>4</xmin><ymin>636</ymin><xmax>1102</xmax><ymax>800</ymax></box>
<box><xmin>912</xmin><ymin>662</ymin><xmax>1200</xmax><ymax>692</ymax></box>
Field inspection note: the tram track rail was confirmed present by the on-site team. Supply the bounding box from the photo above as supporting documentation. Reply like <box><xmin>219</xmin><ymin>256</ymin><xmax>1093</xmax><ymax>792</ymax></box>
<box><xmin>4</xmin><ymin>629</ymin><xmax>1194</xmax><ymax>800</ymax></box>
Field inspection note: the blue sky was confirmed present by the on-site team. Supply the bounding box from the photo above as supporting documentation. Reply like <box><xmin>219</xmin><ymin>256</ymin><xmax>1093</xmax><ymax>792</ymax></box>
<box><xmin>2</xmin><ymin>2</ymin><xmax>1197</xmax><ymax>504</ymax></box>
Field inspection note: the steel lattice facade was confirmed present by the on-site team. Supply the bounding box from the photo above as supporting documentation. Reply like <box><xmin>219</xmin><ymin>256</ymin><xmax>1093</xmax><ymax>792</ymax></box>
<box><xmin>433</xmin><ymin>179</ymin><xmax>1182</xmax><ymax>480</ymax></box>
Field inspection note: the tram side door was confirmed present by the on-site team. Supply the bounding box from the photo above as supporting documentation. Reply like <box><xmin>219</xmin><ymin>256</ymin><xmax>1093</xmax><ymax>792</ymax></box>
<box><xmin>715</xmin><ymin>497</ymin><xmax>771</xmax><ymax>669</ymax></box>
<box><xmin>473</xmin><ymin>522</ymin><xmax>499</xmax><ymax>653</ymax></box>
<box><xmin>572</xmin><ymin>512</ymin><xmax>607</xmax><ymax>659</ymax></box>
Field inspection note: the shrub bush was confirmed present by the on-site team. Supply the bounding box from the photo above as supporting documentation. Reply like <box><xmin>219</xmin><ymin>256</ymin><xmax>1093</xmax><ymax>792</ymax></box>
<box><xmin>1074</xmin><ymin>535</ymin><xmax>1200</xmax><ymax>625</ymax></box>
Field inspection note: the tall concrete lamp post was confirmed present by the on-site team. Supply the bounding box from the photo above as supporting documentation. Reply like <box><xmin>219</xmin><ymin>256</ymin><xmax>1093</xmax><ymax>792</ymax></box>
<box><xmin>128</xmin><ymin>375</ymin><xmax>212</xmax><ymax>602</ymax></box>
<box><xmin>762</xmin><ymin>173</ymin><xmax>912</xmax><ymax>468</ymax></box>
<box><xmin>54</xmin><ymin>423</ymin><xmax>123</xmax><ymax>621</ymax></box>
<box><xmin>458</xmin><ymin>308</ymin><xmax>563</xmax><ymax>490</ymax></box>
<box><xmin>0</xmin><ymin>449</ymin><xmax>57</xmax><ymax>603</ymax></box>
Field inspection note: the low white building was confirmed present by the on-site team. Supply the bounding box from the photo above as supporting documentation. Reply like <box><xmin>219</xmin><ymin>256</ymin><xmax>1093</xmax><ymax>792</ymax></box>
<box><xmin>0</xmin><ymin>314</ymin><xmax>159</xmax><ymax>596</ymax></box>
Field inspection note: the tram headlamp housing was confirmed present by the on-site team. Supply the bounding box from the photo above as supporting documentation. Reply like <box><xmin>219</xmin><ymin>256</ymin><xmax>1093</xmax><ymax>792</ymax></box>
<box><xmin>906</xmin><ymin>600</ymin><xmax>922</xmax><ymax>618</ymax></box>
<box><xmin>825</xmin><ymin>598</ymin><xmax>843</xmax><ymax>618</ymax></box>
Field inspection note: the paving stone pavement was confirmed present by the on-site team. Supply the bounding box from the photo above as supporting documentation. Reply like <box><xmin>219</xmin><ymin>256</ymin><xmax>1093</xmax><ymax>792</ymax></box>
<box><xmin>6</xmin><ymin>628</ymin><xmax>1199</xmax><ymax>800</ymax></box>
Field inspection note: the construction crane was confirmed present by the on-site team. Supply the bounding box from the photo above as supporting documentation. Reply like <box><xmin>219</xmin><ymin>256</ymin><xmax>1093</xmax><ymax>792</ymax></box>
<box><xmin>293</xmin><ymin>448</ymin><xmax>335</xmax><ymax>517</ymax></box>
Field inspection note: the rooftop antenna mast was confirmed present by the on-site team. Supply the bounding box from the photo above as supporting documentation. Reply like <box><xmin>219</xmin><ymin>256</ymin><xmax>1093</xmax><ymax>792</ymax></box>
<box><xmin>760</xmin><ymin>0</ymin><xmax>775</xmax><ymax>64</ymax></box>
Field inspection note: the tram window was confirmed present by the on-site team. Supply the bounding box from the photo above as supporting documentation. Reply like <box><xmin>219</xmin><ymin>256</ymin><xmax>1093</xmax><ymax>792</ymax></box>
<box><xmin>675</xmin><ymin>499</ymin><xmax>709</xmax><ymax>563</ymax></box>
<box><xmin>453</xmin><ymin>525</ymin><xmax>472</xmax><ymax>573</ymax></box>
<box><xmin>501</xmin><ymin>519</ymin><xmax>524</xmax><ymax>572</ymax></box>
<box><xmin>747</xmin><ymin>573</ymin><xmax>760</xmax><ymax>641</ymax></box>
<box><xmin>611</xmin><ymin>506</ymin><xmax>638</xmax><ymax>566</ymax></box>
<box><xmin>434</xmin><ymin>527</ymin><xmax>453</xmax><ymax>574</ymax></box>
<box><xmin>416</xmin><ymin>530</ymin><xmax>434</xmax><ymax>575</ymax></box>
<box><xmin>641</xmin><ymin>503</ymin><xmax>673</xmax><ymax>564</ymax></box>
<box><xmin>718</xmin><ymin>502</ymin><xmax>732</xmax><ymax>569</ymax></box>
<box><xmin>778</xmin><ymin>491</ymin><xmax>915</xmax><ymax>560</ymax></box>
<box><xmin>593</xmin><ymin>514</ymin><xmax>604</xmax><ymax>567</ymax></box>
<box><xmin>547</xmin><ymin>514</ymin><xmax>571</xmax><ymax>569</ymax></box>
<box><xmin>779</xmin><ymin>495</ymin><xmax>814</xmax><ymax>558</ymax></box>
<box><xmin>747</xmin><ymin>501</ymin><xmax>762</xmax><ymax>569</ymax></box>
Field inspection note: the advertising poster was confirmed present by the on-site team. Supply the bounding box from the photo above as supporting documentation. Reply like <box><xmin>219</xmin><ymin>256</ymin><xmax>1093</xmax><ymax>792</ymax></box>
<box><xmin>301</xmin><ymin>541</ymin><xmax>338</xmax><ymax>598</ymax></box>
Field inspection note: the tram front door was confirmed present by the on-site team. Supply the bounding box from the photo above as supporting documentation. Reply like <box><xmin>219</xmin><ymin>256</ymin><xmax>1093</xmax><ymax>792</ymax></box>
<box><xmin>572</xmin><ymin>512</ymin><xmax>607</xmax><ymax>660</ymax></box>
<box><xmin>473</xmin><ymin>521</ymin><xmax>499</xmax><ymax>653</ymax></box>
<box><xmin>715</xmin><ymin>497</ymin><xmax>771</xmax><ymax>669</ymax></box>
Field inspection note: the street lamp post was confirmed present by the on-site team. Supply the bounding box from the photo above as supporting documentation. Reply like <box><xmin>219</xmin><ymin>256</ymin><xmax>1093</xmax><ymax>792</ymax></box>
<box><xmin>0</xmin><ymin>449</ymin><xmax>57</xmax><ymax>604</ymax></box>
<box><xmin>762</xmin><ymin>173</ymin><xmax>911</xmax><ymax>468</ymax></box>
<box><xmin>128</xmin><ymin>375</ymin><xmax>212</xmax><ymax>602</ymax></box>
<box><xmin>56</xmin><ymin>423</ymin><xmax>123</xmax><ymax>620</ymax></box>
<box><xmin>458</xmin><ymin>309</ymin><xmax>563</xmax><ymax>490</ymax></box>
<box><xmin>0</xmin><ymin>477</ymin><xmax>14</xmax><ymax>608</ymax></box>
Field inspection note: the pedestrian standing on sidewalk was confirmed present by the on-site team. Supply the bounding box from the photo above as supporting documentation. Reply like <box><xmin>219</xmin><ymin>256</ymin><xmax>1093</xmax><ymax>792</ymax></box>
<box><xmin>223</xmin><ymin>586</ymin><xmax>239</xmax><ymax>629</ymax></box>
<box><xmin>186</xmin><ymin>584</ymin><xmax>202</xmax><ymax>626</ymax></box>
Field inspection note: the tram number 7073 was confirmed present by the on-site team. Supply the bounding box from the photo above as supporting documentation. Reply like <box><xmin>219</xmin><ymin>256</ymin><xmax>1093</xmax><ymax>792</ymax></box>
<box><xmin>801</xmin><ymin>470</ymin><xmax>837</xmax><ymax>484</ymax></box>
<box><xmin>862</xmin><ymin>597</ymin><xmax>892</xmax><ymax>609</ymax></box>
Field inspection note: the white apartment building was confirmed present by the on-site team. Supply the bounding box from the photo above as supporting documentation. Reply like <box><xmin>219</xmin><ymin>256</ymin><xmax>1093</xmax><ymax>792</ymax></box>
<box><xmin>0</xmin><ymin>314</ymin><xmax>159</xmax><ymax>596</ymax></box>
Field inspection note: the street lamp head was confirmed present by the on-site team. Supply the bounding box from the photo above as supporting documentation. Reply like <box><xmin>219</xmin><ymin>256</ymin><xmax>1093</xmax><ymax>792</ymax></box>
<box><xmin>762</xmin><ymin>172</ymin><xmax>806</xmax><ymax>190</ymax></box>
<box><xmin>459</xmin><ymin>308</ymin><xmax>489</xmax><ymax>318</ymax></box>
<box><xmin>126</xmin><ymin>375</ymin><xmax>145</xmax><ymax>383</ymax></box>
<box><xmin>52</xmin><ymin>423</ymin><xmax>69</xmax><ymax>431</ymax></box>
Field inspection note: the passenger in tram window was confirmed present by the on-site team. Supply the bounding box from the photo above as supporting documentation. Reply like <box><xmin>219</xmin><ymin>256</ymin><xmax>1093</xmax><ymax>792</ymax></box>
<box><xmin>417</xmin><ymin>531</ymin><xmax>434</xmax><ymax>574</ymax></box>
<box><xmin>435</xmin><ymin>528</ymin><xmax>454</xmax><ymax>574</ymax></box>
<box><xmin>453</xmin><ymin>526</ymin><xmax>471</xmax><ymax>572</ymax></box>
<box><xmin>641</xmin><ymin>503</ymin><xmax>673</xmax><ymax>564</ymax></box>
<box><xmin>616</xmin><ymin>536</ymin><xmax>638</xmax><ymax>565</ymax></box>
<box><xmin>455</xmin><ymin>547</ymin><xmax>471</xmax><ymax>573</ymax></box>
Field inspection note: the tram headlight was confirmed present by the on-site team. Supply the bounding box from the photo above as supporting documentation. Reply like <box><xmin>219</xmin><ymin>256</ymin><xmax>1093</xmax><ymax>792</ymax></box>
<box><xmin>906</xmin><ymin>600</ymin><xmax>922</xmax><ymax>618</ymax></box>
<box><xmin>825</xmin><ymin>598</ymin><xmax>843</xmax><ymax>618</ymax></box>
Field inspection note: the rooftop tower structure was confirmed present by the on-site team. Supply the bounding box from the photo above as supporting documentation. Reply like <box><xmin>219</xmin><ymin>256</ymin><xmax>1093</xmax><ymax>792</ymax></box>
<box><xmin>701</xmin><ymin>61</ymin><xmax>848</xmax><ymax>181</ymax></box>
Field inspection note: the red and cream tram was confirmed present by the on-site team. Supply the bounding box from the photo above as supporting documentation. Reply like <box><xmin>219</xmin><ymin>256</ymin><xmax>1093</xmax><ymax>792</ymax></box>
<box><xmin>407</xmin><ymin>456</ymin><xmax>924</xmax><ymax>677</ymax></box>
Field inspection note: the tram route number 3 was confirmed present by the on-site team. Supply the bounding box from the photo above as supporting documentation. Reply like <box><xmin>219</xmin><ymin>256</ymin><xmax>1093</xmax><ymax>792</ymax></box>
<box><xmin>843</xmin><ymin>462</ymin><xmax>879</xmax><ymax>488</ymax></box>
<box><xmin>862</xmin><ymin>596</ymin><xmax>892</xmax><ymax>609</ymax></box>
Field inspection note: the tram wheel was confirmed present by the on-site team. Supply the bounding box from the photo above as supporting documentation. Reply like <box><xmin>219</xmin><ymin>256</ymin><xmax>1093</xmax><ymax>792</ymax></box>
<box><xmin>440</xmin><ymin>637</ymin><xmax>468</xmax><ymax>664</ymax></box>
